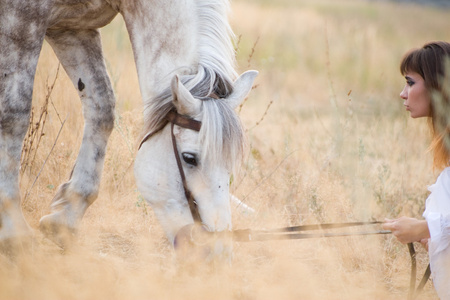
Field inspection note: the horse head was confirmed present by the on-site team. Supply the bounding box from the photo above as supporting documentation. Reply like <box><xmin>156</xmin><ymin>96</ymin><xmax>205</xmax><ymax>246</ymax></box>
<box><xmin>134</xmin><ymin>70</ymin><xmax>257</xmax><ymax>262</ymax></box>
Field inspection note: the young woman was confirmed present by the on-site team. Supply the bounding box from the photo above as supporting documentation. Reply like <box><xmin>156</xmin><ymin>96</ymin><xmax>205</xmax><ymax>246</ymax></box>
<box><xmin>382</xmin><ymin>41</ymin><xmax>450</xmax><ymax>299</ymax></box>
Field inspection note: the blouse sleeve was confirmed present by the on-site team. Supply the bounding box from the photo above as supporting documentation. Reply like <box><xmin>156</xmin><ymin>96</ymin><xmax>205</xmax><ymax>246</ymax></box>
<box><xmin>426</xmin><ymin>212</ymin><xmax>450</xmax><ymax>254</ymax></box>
<box><xmin>423</xmin><ymin>168</ymin><xmax>450</xmax><ymax>255</ymax></box>
<box><xmin>422</xmin><ymin>168</ymin><xmax>450</xmax><ymax>300</ymax></box>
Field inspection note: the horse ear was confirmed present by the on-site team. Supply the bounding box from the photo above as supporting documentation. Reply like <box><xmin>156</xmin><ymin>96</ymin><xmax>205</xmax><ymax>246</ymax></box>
<box><xmin>171</xmin><ymin>75</ymin><xmax>201</xmax><ymax>115</ymax></box>
<box><xmin>227</xmin><ymin>70</ymin><xmax>258</xmax><ymax>109</ymax></box>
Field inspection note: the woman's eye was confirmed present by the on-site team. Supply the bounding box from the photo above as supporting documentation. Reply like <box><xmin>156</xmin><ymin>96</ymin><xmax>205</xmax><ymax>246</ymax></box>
<box><xmin>405</xmin><ymin>76</ymin><xmax>415</xmax><ymax>86</ymax></box>
<box><xmin>182</xmin><ymin>153</ymin><xmax>198</xmax><ymax>166</ymax></box>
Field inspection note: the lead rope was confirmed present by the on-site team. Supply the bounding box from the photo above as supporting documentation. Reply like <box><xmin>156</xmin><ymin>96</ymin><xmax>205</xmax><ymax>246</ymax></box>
<box><xmin>233</xmin><ymin>222</ymin><xmax>431</xmax><ymax>299</ymax></box>
<box><xmin>232</xmin><ymin>221</ymin><xmax>390</xmax><ymax>241</ymax></box>
<box><xmin>407</xmin><ymin>242</ymin><xmax>431</xmax><ymax>300</ymax></box>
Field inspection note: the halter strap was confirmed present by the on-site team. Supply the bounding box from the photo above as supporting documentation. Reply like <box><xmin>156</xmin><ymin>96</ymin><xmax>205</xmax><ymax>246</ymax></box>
<box><xmin>138</xmin><ymin>111</ymin><xmax>202</xmax><ymax>150</ymax></box>
<box><xmin>138</xmin><ymin>110</ymin><xmax>203</xmax><ymax>223</ymax></box>
<box><xmin>166</xmin><ymin>110</ymin><xmax>201</xmax><ymax>131</ymax></box>
<box><xmin>167</xmin><ymin>111</ymin><xmax>202</xmax><ymax>222</ymax></box>
<box><xmin>169</xmin><ymin>121</ymin><xmax>202</xmax><ymax>223</ymax></box>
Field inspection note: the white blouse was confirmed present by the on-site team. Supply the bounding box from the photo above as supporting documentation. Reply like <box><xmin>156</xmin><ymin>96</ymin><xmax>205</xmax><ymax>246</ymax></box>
<box><xmin>423</xmin><ymin>167</ymin><xmax>450</xmax><ymax>299</ymax></box>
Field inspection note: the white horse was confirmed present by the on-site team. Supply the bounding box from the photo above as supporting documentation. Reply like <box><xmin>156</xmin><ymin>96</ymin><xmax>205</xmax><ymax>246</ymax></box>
<box><xmin>0</xmin><ymin>0</ymin><xmax>257</xmax><ymax>259</ymax></box>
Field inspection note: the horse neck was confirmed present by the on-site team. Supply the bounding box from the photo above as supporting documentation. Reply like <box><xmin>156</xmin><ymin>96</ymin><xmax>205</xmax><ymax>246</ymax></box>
<box><xmin>120</xmin><ymin>0</ymin><xmax>237</xmax><ymax>104</ymax></box>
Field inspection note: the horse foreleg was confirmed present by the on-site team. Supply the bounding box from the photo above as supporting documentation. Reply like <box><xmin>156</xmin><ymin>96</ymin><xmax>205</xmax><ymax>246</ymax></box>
<box><xmin>0</xmin><ymin>67</ymin><xmax>35</xmax><ymax>255</ymax></box>
<box><xmin>0</xmin><ymin>1</ymin><xmax>51</xmax><ymax>255</ymax></box>
<box><xmin>39</xmin><ymin>29</ymin><xmax>115</xmax><ymax>248</ymax></box>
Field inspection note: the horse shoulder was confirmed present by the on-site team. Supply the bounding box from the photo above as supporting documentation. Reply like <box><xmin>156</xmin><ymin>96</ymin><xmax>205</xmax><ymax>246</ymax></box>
<box><xmin>47</xmin><ymin>0</ymin><xmax>118</xmax><ymax>30</ymax></box>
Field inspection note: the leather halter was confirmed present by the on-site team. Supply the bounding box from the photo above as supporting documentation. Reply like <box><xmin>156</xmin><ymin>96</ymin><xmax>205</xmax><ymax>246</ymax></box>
<box><xmin>167</xmin><ymin>112</ymin><xmax>202</xmax><ymax>223</ymax></box>
<box><xmin>138</xmin><ymin>110</ymin><xmax>202</xmax><ymax>223</ymax></box>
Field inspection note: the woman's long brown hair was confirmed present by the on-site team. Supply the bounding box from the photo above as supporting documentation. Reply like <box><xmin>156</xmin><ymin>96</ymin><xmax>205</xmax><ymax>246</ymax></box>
<box><xmin>400</xmin><ymin>41</ymin><xmax>450</xmax><ymax>170</ymax></box>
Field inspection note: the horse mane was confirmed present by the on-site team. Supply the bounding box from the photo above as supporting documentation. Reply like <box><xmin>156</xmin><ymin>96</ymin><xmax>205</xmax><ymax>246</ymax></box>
<box><xmin>141</xmin><ymin>0</ymin><xmax>245</xmax><ymax>171</ymax></box>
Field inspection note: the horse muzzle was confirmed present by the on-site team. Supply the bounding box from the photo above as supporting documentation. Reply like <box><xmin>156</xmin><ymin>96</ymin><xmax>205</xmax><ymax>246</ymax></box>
<box><xmin>173</xmin><ymin>224</ymin><xmax>233</xmax><ymax>264</ymax></box>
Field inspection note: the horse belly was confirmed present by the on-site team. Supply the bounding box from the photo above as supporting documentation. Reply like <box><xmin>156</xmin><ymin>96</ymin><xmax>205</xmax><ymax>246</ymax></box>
<box><xmin>48</xmin><ymin>0</ymin><xmax>118</xmax><ymax>30</ymax></box>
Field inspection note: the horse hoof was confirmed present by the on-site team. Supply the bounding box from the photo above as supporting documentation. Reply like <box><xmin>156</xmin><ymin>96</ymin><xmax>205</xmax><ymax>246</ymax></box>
<box><xmin>39</xmin><ymin>215</ymin><xmax>76</xmax><ymax>249</ymax></box>
<box><xmin>0</xmin><ymin>210</ymin><xmax>34</xmax><ymax>259</ymax></box>
<box><xmin>0</xmin><ymin>235</ymin><xmax>34</xmax><ymax>261</ymax></box>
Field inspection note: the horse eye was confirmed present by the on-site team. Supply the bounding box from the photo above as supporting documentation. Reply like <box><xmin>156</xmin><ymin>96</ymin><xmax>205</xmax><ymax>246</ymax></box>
<box><xmin>182</xmin><ymin>153</ymin><xmax>198</xmax><ymax>166</ymax></box>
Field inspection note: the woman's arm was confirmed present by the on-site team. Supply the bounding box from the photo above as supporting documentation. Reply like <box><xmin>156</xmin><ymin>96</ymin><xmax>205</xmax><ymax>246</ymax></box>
<box><xmin>382</xmin><ymin>217</ymin><xmax>430</xmax><ymax>244</ymax></box>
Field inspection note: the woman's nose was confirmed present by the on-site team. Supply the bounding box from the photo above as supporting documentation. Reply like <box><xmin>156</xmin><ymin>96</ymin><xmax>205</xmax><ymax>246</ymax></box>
<box><xmin>400</xmin><ymin>86</ymin><xmax>408</xmax><ymax>100</ymax></box>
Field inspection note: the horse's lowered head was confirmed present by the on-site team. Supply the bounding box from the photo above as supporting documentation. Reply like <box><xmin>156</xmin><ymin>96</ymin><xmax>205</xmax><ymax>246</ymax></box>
<box><xmin>134</xmin><ymin>70</ymin><xmax>257</xmax><ymax>263</ymax></box>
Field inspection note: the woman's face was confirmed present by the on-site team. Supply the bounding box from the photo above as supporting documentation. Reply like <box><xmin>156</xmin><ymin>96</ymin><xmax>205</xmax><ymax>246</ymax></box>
<box><xmin>400</xmin><ymin>72</ymin><xmax>431</xmax><ymax>118</ymax></box>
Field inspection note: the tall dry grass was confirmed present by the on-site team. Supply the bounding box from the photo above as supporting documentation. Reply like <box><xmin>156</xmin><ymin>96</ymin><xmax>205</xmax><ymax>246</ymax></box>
<box><xmin>3</xmin><ymin>0</ymin><xmax>450</xmax><ymax>299</ymax></box>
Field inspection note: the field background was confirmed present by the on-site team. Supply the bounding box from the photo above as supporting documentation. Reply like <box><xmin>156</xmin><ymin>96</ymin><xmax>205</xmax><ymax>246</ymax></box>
<box><xmin>2</xmin><ymin>0</ymin><xmax>449</xmax><ymax>299</ymax></box>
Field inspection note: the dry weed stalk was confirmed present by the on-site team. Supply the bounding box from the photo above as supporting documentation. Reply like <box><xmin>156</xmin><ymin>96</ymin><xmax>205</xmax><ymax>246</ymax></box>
<box><xmin>21</xmin><ymin>64</ymin><xmax>61</xmax><ymax>175</ymax></box>
<box><xmin>236</xmin><ymin>35</ymin><xmax>271</xmax><ymax>128</ymax></box>
<box><xmin>246</xmin><ymin>99</ymin><xmax>273</xmax><ymax>132</ymax></box>
<box><xmin>237</xmin><ymin>35</ymin><xmax>260</xmax><ymax>113</ymax></box>
<box><xmin>233</xmin><ymin>35</ymin><xmax>280</xmax><ymax>206</ymax></box>
<box><xmin>20</xmin><ymin>65</ymin><xmax>68</xmax><ymax>202</ymax></box>
<box><xmin>24</xmin><ymin>115</ymin><xmax>67</xmax><ymax>202</ymax></box>
<box><xmin>247</xmin><ymin>36</ymin><xmax>260</xmax><ymax>68</ymax></box>
<box><xmin>234</xmin><ymin>34</ymin><xmax>242</xmax><ymax>53</ymax></box>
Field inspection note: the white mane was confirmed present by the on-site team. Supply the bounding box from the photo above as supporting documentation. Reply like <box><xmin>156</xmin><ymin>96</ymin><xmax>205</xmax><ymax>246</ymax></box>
<box><xmin>143</xmin><ymin>0</ymin><xmax>245</xmax><ymax>171</ymax></box>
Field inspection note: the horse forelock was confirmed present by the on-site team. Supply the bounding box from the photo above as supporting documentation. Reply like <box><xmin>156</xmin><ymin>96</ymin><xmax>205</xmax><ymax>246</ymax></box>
<box><xmin>200</xmin><ymin>98</ymin><xmax>245</xmax><ymax>173</ymax></box>
<box><xmin>142</xmin><ymin>70</ymin><xmax>245</xmax><ymax>172</ymax></box>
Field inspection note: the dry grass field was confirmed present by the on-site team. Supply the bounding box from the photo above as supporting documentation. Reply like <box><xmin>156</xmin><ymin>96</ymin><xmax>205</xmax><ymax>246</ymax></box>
<box><xmin>2</xmin><ymin>0</ymin><xmax>450</xmax><ymax>299</ymax></box>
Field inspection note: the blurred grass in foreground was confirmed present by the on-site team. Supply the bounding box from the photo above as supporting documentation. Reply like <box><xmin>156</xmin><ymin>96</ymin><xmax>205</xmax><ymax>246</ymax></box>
<box><xmin>5</xmin><ymin>0</ymin><xmax>450</xmax><ymax>299</ymax></box>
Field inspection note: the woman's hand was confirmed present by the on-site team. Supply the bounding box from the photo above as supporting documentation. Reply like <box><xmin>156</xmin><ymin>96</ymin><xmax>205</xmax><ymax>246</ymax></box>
<box><xmin>420</xmin><ymin>238</ymin><xmax>429</xmax><ymax>251</ymax></box>
<box><xmin>382</xmin><ymin>217</ymin><xmax>430</xmax><ymax>244</ymax></box>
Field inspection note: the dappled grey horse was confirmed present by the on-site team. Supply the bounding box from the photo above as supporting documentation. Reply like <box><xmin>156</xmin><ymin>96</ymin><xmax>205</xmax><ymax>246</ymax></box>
<box><xmin>0</xmin><ymin>0</ymin><xmax>257</xmax><ymax>259</ymax></box>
